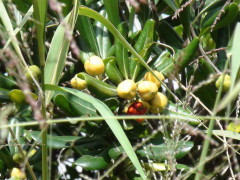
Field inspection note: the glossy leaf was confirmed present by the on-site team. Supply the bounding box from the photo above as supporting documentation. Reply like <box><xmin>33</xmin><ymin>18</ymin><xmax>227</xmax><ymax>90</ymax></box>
<box><xmin>176</xmin><ymin>37</ymin><xmax>199</xmax><ymax>71</ymax></box>
<box><xmin>137</xmin><ymin>140</ymin><xmax>194</xmax><ymax>162</ymax></box>
<box><xmin>201</xmin><ymin>3</ymin><xmax>239</xmax><ymax>35</ymax></box>
<box><xmin>94</xmin><ymin>9</ymin><xmax>111</xmax><ymax>59</ymax></box>
<box><xmin>77</xmin><ymin>72</ymin><xmax>117</xmax><ymax>98</ymax></box>
<box><xmin>209</xmin><ymin>130</ymin><xmax>240</xmax><ymax>141</ymax></box>
<box><xmin>27</xmin><ymin>130</ymin><xmax>80</xmax><ymax>149</ymax></box>
<box><xmin>0</xmin><ymin>147</ymin><xmax>14</xmax><ymax>169</ymax></box>
<box><xmin>12</xmin><ymin>0</ymin><xmax>31</xmax><ymax>13</ymax></box>
<box><xmin>0</xmin><ymin>88</ymin><xmax>10</xmax><ymax>102</ymax></box>
<box><xmin>0</xmin><ymin>74</ymin><xmax>17</xmax><ymax>89</ymax></box>
<box><xmin>130</xmin><ymin>19</ymin><xmax>156</xmax><ymax>80</ymax></box>
<box><xmin>158</xmin><ymin>20</ymin><xmax>183</xmax><ymax>50</ymax></box>
<box><xmin>103</xmin><ymin>0</ymin><xmax>120</xmax><ymax>27</ymax></box>
<box><xmin>75</xmin><ymin>155</ymin><xmax>109</xmax><ymax>170</ymax></box>
<box><xmin>115</xmin><ymin>22</ymin><xmax>130</xmax><ymax>79</ymax></box>
<box><xmin>7</xmin><ymin>118</ymin><xmax>25</xmax><ymax>155</ymax></box>
<box><xmin>104</xmin><ymin>58</ymin><xmax>123</xmax><ymax>85</ymax></box>
<box><xmin>108</xmin><ymin>146</ymin><xmax>124</xmax><ymax>160</ymax></box>
<box><xmin>163</xmin><ymin>0</ymin><xmax>179</xmax><ymax>11</ymax></box>
<box><xmin>76</xmin><ymin>2</ymin><xmax>100</xmax><ymax>56</ymax></box>
<box><xmin>53</xmin><ymin>91</ymin><xmax>97</xmax><ymax>116</ymax></box>
<box><xmin>230</xmin><ymin>23</ymin><xmax>240</xmax><ymax>91</ymax></box>
<box><xmin>163</xmin><ymin>102</ymin><xmax>201</xmax><ymax>126</ymax></box>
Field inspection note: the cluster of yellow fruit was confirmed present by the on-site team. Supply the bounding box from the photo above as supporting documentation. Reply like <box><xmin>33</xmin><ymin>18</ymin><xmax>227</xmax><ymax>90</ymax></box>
<box><xmin>70</xmin><ymin>55</ymin><xmax>168</xmax><ymax>114</ymax></box>
<box><xmin>70</xmin><ymin>55</ymin><xmax>104</xmax><ymax>90</ymax></box>
<box><xmin>117</xmin><ymin>71</ymin><xmax>168</xmax><ymax>114</ymax></box>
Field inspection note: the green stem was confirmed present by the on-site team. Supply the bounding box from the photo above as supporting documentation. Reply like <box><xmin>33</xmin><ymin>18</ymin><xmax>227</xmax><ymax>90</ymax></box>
<box><xmin>32</xmin><ymin>0</ymin><xmax>48</xmax><ymax>178</ymax></box>
<box><xmin>195</xmin><ymin>60</ymin><xmax>229</xmax><ymax>180</ymax></box>
<box><xmin>3</xmin><ymin>114</ymin><xmax>240</xmax><ymax>129</ymax></box>
<box><xmin>41</xmin><ymin>127</ymin><xmax>48</xmax><ymax>180</ymax></box>
<box><xmin>8</xmin><ymin>128</ymin><xmax>37</xmax><ymax>180</ymax></box>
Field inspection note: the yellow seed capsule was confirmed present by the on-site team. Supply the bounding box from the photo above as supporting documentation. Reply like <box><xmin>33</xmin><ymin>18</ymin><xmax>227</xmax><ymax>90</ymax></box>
<box><xmin>144</xmin><ymin>70</ymin><xmax>165</xmax><ymax>88</ymax></box>
<box><xmin>13</xmin><ymin>151</ymin><xmax>27</xmax><ymax>164</ymax></box>
<box><xmin>150</xmin><ymin>92</ymin><xmax>168</xmax><ymax>113</ymax></box>
<box><xmin>215</xmin><ymin>74</ymin><xmax>231</xmax><ymax>92</ymax></box>
<box><xmin>70</xmin><ymin>76</ymin><xmax>87</xmax><ymax>90</ymax></box>
<box><xmin>137</xmin><ymin>81</ymin><xmax>158</xmax><ymax>100</ymax></box>
<box><xmin>84</xmin><ymin>56</ymin><xmax>105</xmax><ymax>76</ymax></box>
<box><xmin>11</xmin><ymin>168</ymin><xmax>27</xmax><ymax>180</ymax></box>
<box><xmin>117</xmin><ymin>80</ymin><xmax>137</xmax><ymax>100</ymax></box>
<box><xmin>24</xmin><ymin>65</ymin><xmax>41</xmax><ymax>83</ymax></box>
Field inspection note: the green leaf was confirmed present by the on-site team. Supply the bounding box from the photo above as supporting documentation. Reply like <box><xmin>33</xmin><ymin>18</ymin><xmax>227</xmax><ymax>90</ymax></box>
<box><xmin>230</xmin><ymin>23</ymin><xmax>240</xmax><ymax>90</ymax></box>
<box><xmin>108</xmin><ymin>146</ymin><xmax>124</xmax><ymax>160</ymax></box>
<box><xmin>3</xmin><ymin>6</ymin><xmax>34</xmax><ymax>51</ymax></box>
<box><xmin>0</xmin><ymin>1</ymin><xmax>26</xmax><ymax>67</ymax></box>
<box><xmin>75</xmin><ymin>155</ymin><xmax>109</xmax><ymax>170</ymax></box>
<box><xmin>130</xmin><ymin>19</ymin><xmax>156</xmax><ymax>80</ymax></box>
<box><xmin>27</xmin><ymin>130</ymin><xmax>80</xmax><ymax>149</ymax></box>
<box><xmin>115</xmin><ymin>22</ymin><xmax>130</xmax><ymax>79</ymax></box>
<box><xmin>0</xmin><ymin>74</ymin><xmax>18</xmax><ymax>89</ymax></box>
<box><xmin>77</xmin><ymin>72</ymin><xmax>117</xmax><ymax>98</ymax></box>
<box><xmin>201</xmin><ymin>3</ymin><xmax>239</xmax><ymax>35</ymax></box>
<box><xmin>179</xmin><ymin>0</ymin><xmax>190</xmax><ymax>36</ymax></box>
<box><xmin>163</xmin><ymin>102</ymin><xmax>201</xmax><ymax>126</ymax></box>
<box><xmin>163</xmin><ymin>0</ymin><xmax>179</xmax><ymax>11</ymax></box>
<box><xmin>207</xmin><ymin>130</ymin><xmax>240</xmax><ymax>141</ymax></box>
<box><xmin>158</xmin><ymin>20</ymin><xmax>183</xmax><ymax>50</ymax></box>
<box><xmin>177</xmin><ymin>37</ymin><xmax>200</xmax><ymax>71</ymax></box>
<box><xmin>154</xmin><ymin>51</ymin><xmax>175</xmax><ymax>76</ymax></box>
<box><xmin>103</xmin><ymin>0</ymin><xmax>121</xmax><ymax>27</ymax></box>
<box><xmin>137</xmin><ymin>140</ymin><xmax>194</xmax><ymax>162</ymax></box>
<box><xmin>44</xmin><ymin>2</ymin><xmax>79</xmax><ymax>105</ymax></box>
<box><xmin>12</xmin><ymin>0</ymin><xmax>32</xmax><ymax>13</ymax></box>
<box><xmin>94</xmin><ymin>9</ymin><xmax>111</xmax><ymax>59</ymax></box>
<box><xmin>0</xmin><ymin>88</ymin><xmax>10</xmax><ymax>102</ymax></box>
<box><xmin>45</xmin><ymin>84</ymin><xmax>147</xmax><ymax>179</ymax></box>
<box><xmin>53</xmin><ymin>91</ymin><xmax>97</xmax><ymax>116</ymax></box>
<box><xmin>7</xmin><ymin>118</ymin><xmax>25</xmax><ymax>155</ymax></box>
<box><xmin>0</xmin><ymin>147</ymin><xmax>14</xmax><ymax>169</ymax></box>
<box><xmin>32</xmin><ymin>0</ymin><xmax>47</xmax><ymax>67</ymax></box>
<box><xmin>104</xmin><ymin>57</ymin><xmax>123</xmax><ymax>85</ymax></box>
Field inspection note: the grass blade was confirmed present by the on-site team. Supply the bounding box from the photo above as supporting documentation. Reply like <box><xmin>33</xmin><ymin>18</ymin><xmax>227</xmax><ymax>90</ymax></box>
<box><xmin>3</xmin><ymin>6</ymin><xmax>33</xmax><ymax>50</ymax></box>
<box><xmin>44</xmin><ymin>1</ymin><xmax>79</xmax><ymax>105</ymax></box>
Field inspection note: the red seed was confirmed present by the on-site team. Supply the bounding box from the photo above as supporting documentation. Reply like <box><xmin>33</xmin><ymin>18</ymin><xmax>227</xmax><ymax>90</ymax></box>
<box><xmin>128</xmin><ymin>106</ymin><xmax>137</xmax><ymax>114</ymax></box>
<box><xmin>136</xmin><ymin>119</ymin><xmax>144</xmax><ymax>123</ymax></box>
<box><xmin>133</xmin><ymin>102</ymin><xmax>142</xmax><ymax>108</ymax></box>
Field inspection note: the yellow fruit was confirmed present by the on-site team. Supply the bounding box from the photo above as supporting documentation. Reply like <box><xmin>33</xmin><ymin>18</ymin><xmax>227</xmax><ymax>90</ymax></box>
<box><xmin>137</xmin><ymin>81</ymin><xmax>158</xmax><ymax>100</ymax></box>
<box><xmin>13</xmin><ymin>151</ymin><xmax>27</xmax><ymax>164</ymax></box>
<box><xmin>11</xmin><ymin>168</ymin><xmax>26</xmax><ymax>180</ymax></box>
<box><xmin>84</xmin><ymin>56</ymin><xmax>105</xmax><ymax>76</ymax></box>
<box><xmin>117</xmin><ymin>80</ymin><xmax>137</xmax><ymax>100</ymax></box>
<box><xmin>227</xmin><ymin>122</ymin><xmax>240</xmax><ymax>133</ymax></box>
<box><xmin>150</xmin><ymin>92</ymin><xmax>168</xmax><ymax>113</ymax></box>
<box><xmin>28</xmin><ymin>149</ymin><xmax>37</xmax><ymax>158</ymax></box>
<box><xmin>144</xmin><ymin>71</ymin><xmax>165</xmax><ymax>88</ymax></box>
<box><xmin>215</xmin><ymin>74</ymin><xmax>231</xmax><ymax>92</ymax></box>
<box><xmin>70</xmin><ymin>76</ymin><xmax>87</xmax><ymax>90</ymax></box>
<box><xmin>24</xmin><ymin>65</ymin><xmax>41</xmax><ymax>82</ymax></box>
